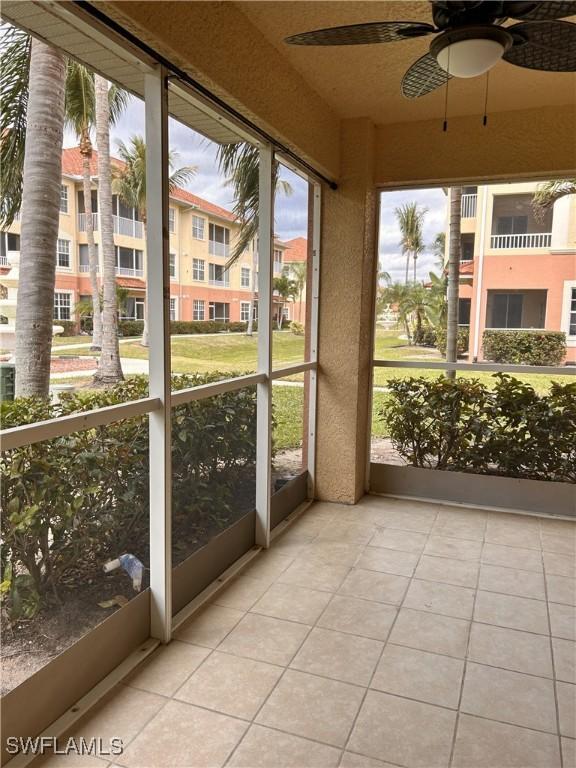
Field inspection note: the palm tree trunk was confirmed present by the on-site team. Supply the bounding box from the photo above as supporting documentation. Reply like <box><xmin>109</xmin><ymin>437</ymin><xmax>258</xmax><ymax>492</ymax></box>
<box><xmin>413</xmin><ymin>254</ymin><xmax>417</xmax><ymax>283</ymax></box>
<box><xmin>93</xmin><ymin>75</ymin><xmax>123</xmax><ymax>384</ymax></box>
<box><xmin>405</xmin><ymin>252</ymin><xmax>410</xmax><ymax>284</ymax></box>
<box><xmin>446</xmin><ymin>187</ymin><xmax>462</xmax><ymax>380</ymax></box>
<box><xmin>80</xmin><ymin>134</ymin><xmax>102</xmax><ymax>350</ymax></box>
<box><xmin>15</xmin><ymin>40</ymin><xmax>66</xmax><ymax>398</ymax></box>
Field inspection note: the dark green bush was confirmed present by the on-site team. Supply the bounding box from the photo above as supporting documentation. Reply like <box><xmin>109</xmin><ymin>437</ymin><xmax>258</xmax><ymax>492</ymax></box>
<box><xmin>412</xmin><ymin>327</ymin><xmax>437</xmax><ymax>347</ymax></box>
<box><xmin>289</xmin><ymin>321</ymin><xmax>305</xmax><ymax>336</ymax></box>
<box><xmin>170</xmin><ymin>320</ymin><xmax>257</xmax><ymax>335</ymax></box>
<box><xmin>0</xmin><ymin>373</ymin><xmax>258</xmax><ymax>617</ymax></box>
<box><xmin>382</xmin><ymin>374</ymin><xmax>576</xmax><ymax>483</ymax></box>
<box><xmin>55</xmin><ymin>320</ymin><xmax>78</xmax><ymax>337</ymax></box>
<box><xmin>436</xmin><ymin>327</ymin><xmax>469</xmax><ymax>356</ymax></box>
<box><xmin>483</xmin><ymin>330</ymin><xmax>566</xmax><ymax>366</ymax></box>
<box><xmin>118</xmin><ymin>320</ymin><xmax>144</xmax><ymax>337</ymax></box>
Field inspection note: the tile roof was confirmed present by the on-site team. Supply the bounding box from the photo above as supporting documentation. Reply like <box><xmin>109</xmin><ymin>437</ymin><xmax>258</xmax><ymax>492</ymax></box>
<box><xmin>61</xmin><ymin>147</ymin><xmax>235</xmax><ymax>222</ymax></box>
<box><xmin>116</xmin><ymin>277</ymin><xmax>146</xmax><ymax>290</ymax></box>
<box><xmin>283</xmin><ymin>236</ymin><xmax>308</xmax><ymax>263</ymax></box>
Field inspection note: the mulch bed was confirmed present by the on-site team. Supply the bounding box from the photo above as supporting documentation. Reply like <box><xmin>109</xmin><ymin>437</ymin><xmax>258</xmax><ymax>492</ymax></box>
<box><xmin>50</xmin><ymin>357</ymin><xmax>98</xmax><ymax>373</ymax></box>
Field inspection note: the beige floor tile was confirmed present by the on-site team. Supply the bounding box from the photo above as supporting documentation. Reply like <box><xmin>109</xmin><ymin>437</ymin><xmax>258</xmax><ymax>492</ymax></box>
<box><xmin>174</xmin><ymin>651</ymin><xmax>282</xmax><ymax>720</ymax></box>
<box><xmin>69</xmin><ymin>685</ymin><xmax>165</xmax><ymax>747</ymax></box>
<box><xmin>301</xmin><ymin>538</ymin><xmax>364</xmax><ymax>567</ymax></box>
<box><xmin>338</xmin><ymin>568</ymin><xmax>409</xmax><ymax>605</ymax></box>
<box><xmin>175</xmin><ymin>604</ymin><xmax>244</xmax><ymax>648</ymax></box>
<box><xmin>271</xmin><ymin>528</ymin><xmax>316</xmax><ymax>554</ymax></box>
<box><xmin>468</xmin><ymin>622</ymin><xmax>553</xmax><ymax>677</ymax></box>
<box><xmin>542</xmin><ymin>532</ymin><xmax>576</xmax><ymax>556</ymax></box>
<box><xmin>547</xmin><ymin>575</ymin><xmax>576</xmax><ymax>606</ymax></box>
<box><xmin>125</xmin><ymin>640</ymin><xmax>210</xmax><ymax>696</ymax></box>
<box><xmin>403</xmin><ymin>579</ymin><xmax>475</xmax><ymax>620</ymax></box>
<box><xmin>290</xmin><ymin>627</ymin><xmax>383</xmax><ymax>686</ymax></box>
<box><xmin>481</xmin><ymin>542</ymin><xmax>543</xmax><ymax>572</ymax></box>
<box><xmin>479</xmin><ymin>563</ymin><xmax>546</xmax><ymax>600</ymax></box>
<box><xmin>562</xmin><ymin>737</ymin><xmax>576</xmax><ymax>768</ymax></box>
<box><xmin>484</xmin><ymin>523</ymin><xmax>541</xmax><ymax>550</ymax></box>
<box><xmin>218</xmin><ymin>612</ymin><xmax>309</xmax><ymax>666</ymax></box>
<box><xmin>452</xmin><ymin>714</ymin><xmax>561</xmax><ymax>768</ymax></box>
<box><xmin>242</xmin><ymin>551</ymin><xmax>295</xmax><ymax>584</ymax></box>
<box><xmin>431</xmin><ymin>520</ymin><xmax>486</xmax><ymax>542</ymax></box>
<box><xmin>381</xmin><ymin>512</ymin><xmax>435</xmax><ymax>534</ymax></box>
<box><xmin>424</xmin><ymin>536</ymin><xmax>482</xmax><ymax>561</ymax></box>
<box><xmin>29</xmin><ymin>754</ymin><xmax>109</xmax><ymax>767</ymax></box>
<box><xmin>369</xmin><ymin>528</ymin><xmax>428</xmax><ymax>553</ymax></box>
<box><xmin>348</xmin><ymin>690</ymin><xmax>456</xmax><ymax>768</ymax></box>
<box><xmin>256</xmin><ymin>669</ymin><xmax>364</xmax><ymax>747</ymax></box>
<box><xmin>288</xmin><ymin>515</ymin><xmax>330</xmax><ymax>538</ymax></box>
<box><xmin>251</xmin><ymin>581</ymin><xmax>333</xmax><ymax>624</ymax></box>
<box><xmin>317</xmin><ymin>595</ymin><xmax>397</xmax><ymax>641</ymax></box>
<box><xmin>212</xmin><ymin>575</ymin><xmax>270</xmax><ymax>611</ymax></box>
<box><xmin>552</xmin><ymin>637</ymin><xmax>576</xmax><ymax>684</ymax></box>
<box><xmin>414</xmin><ymin>555</ymin><xmax>479</xmax><ymax>589</ymax></box>
<box><xmin>550</xmin><ymin>602</ymin><xmax>576</xmax><ymax>640</ymax></box>
<box><xmin>228</xmin><ymin>725</ymin><xmax>341</xmax><ymax>767</ymax></box>
<box><xmin>318</xmin><ymin>521</ymin><xmax>376</xmax><ymax>545</ymax></box>
<box><xmin>460</xmin><ymin>662</ymin><xmax>557</xmax><ymax>733</ymax></box>
<box><xmin>371</xmin><ymin>644</ymin><xmax>464</xmax><ymax>708</ymax></box>
<box><xmin>120</xmin><ymin>699</ymin><xmax>248</xmax><ymax>767</ymax></box>
<box><xmin>339</xmin><ymin>753</ymin><xmax>396</xmax><ymax>767</ymax></box>
<box><xmin>278</xmin><ymin>558</ymin><xmax>350</xmax><ymax>592</ymax></box>
<box><xmin>474</xmin><ymin>591</ymin><xmax>549</xmax><ymax>634</ymax></box>
<box><xmin>335</xmin><ymin>506</ymin><xmax>389</xmax><ymax>527</ymax></box>
<box><xmin>389</xmin><ymin>608</ymin><xmax>470</xmax><ymax>658</ymax></box>
<box><xmin>355</xmin><ymin>546</ymin><xmax>419</xmax><ymax>577</ymax></box>
<box><xmin>557</xmin><ymin>681</ymin><xmax>576</xmax><ymax>738</ymax></box>
<box><xmin>544</xmin><ymin>551</ymin><xmax>576</xmax><ymax>578</ymax></box>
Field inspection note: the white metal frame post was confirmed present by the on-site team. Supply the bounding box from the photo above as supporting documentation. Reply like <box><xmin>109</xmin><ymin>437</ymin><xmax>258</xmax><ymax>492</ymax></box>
<box><xmin>306</xmin><ymin>182</ymin><xmax>321</xmax><ymax>497</ymax></box>
<box><xmin>145</xmin><ymin>66</ymin><xmax>172</xmax><ymax>642</ymax></box>
<box><xmin>255</xmin><ymin>143</ymin><xmax>274</xmax><ymax>547</ymax></box>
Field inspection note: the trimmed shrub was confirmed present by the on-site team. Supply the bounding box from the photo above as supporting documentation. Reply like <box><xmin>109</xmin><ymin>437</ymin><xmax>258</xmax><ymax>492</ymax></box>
<box><xmin>381</xmin><ymin>374</ymin><xmax>575</xmax><ymax>483</ymax></box>
<box><xmin>118</xmin><ymin>319</ymin><xmax>144</xmax><ymax>337</ymax></box>
<box><xmin>170</xmin><ymin>320</ymin><xmax>257</xmax><ymax>335</ymax></box>
<box><xmin>436</xmin><ymin>327</ymin><xmax>469</xmax><ymax>356</ymax></box>
<box><xmin>483</xmin><ymin>330</ymin><xmax>566</xmax><ymax>366</ymax></box>
<box><xmin>412</xmin><ymin>327</ymin><xmax>437</xmax><ymax>347</ymax></box>
<box><xmin>289</xmin><ymin>321</ymin><xmax>305</xmax><ymax>336</ymax></box>
<box><xmin>55</xmin><ymin>320</ymin><xmax>78</xmax><ymax>337</ymax></box>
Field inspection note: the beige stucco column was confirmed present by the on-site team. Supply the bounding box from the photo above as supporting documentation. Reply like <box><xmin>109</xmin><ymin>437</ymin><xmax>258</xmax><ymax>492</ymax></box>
<box><xmin>315</xmin><ymin>118</ymin><xmax>378</xmax><ymax>504</ymax></box>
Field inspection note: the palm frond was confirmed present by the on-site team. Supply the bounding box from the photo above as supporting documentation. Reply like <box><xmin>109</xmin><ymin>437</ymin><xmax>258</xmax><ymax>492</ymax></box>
<box><xmin>532</xmin><ymin>179</ymin><xmax>576</xmax><ymax>222</ymax></box>
<box><xmin>108</xmin><ymin>83</ymin><xmax>130</xmax><ymax>126</ymax></box>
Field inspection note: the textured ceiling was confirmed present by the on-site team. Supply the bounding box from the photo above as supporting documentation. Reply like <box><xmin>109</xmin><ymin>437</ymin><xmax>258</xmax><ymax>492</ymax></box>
<box><xmin>238</xmin><ymin>1</ymin><xmax>576</xmax><ymax>125</ymax></box>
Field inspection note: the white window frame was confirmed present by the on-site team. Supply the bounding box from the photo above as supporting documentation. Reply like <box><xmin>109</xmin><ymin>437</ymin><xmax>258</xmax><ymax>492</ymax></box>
<box><xmin>208</xmin><ymin>223</ymin><xmax>230</xmax><ymax>257</ymax></box>
<box><xmin>168</xmin><ymin>207</ymin><xmax>175</xmax><ymax>233</ymax></box>
<box><xmin>54</xmin><ymin>290</ymin><xmax>73</xmax><ymax>321</ymax></box>
<box><xmin>209</xmin><ymin>262</ymin><xmax>230</xmax><ymax>286</ymax></box>
<box><xmin>193</xmin><ymin>299</ymin><xmax>205</xmax><ymax>321</ymax></box>
<box><xmin>56</xmin><ymin>238</ymin><xmax>71</xmax><ymax>269</ymax></box>
<box><xmin>241</xmin><ymin>266</ymin><xmax>250</xmax><ymax>288</ymax></box>
<box><xmin>192</xmin><ymin>215</ymin><xmax>205</xmax><ymax>240</ymax></box>
<box><xmin>169</xmin><ymin>297</ymin><xmax>177</xmax><ymax>321</ymax></box>
<box><xmin>169</xmin><ymin>252</ymin><xmax>177</xmax><ymax>280</ymax></box>
<box><xmin>192</xmin><ymin>257</ymin><xmax>205</xmax><ymax>281</ymax></box>
<box><xmin>59</xmin><ymin>184</ymin><xmax>69</xmax><ymax>214</ymax></box>
<box><xmin>240</xmin><ymin>301</ymin><xmax>251</xmax><ymax>322</ymax></box>
<box><xmin>561</xmin><ymin>280</ymin><xmax>576</xmax><ymax>347</ymax></box>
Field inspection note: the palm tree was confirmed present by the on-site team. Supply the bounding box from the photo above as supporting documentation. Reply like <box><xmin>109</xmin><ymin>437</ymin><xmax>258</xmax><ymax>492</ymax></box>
<box><xmin>93</xmin><ymin>75</ymin><xmax>123</xmax><ymax>385</ymax></box>
<box><xmin>532</xmin><ymin>179</ymin><xmax>576</xmax><ymax>221</ymax></box>
<box><xmin>273</xmin><ymin>274</ymin><xmax>297</xmax><ymax>329</ymax></box>
<box><xmin>401</xmin><ymin>283</ymin><xmax>429</xmax><ymax>341</ymax></box>
<box><xmin>13</xmin><ymin>39</ymin><xmax>67</xmax><ymax>397</ymax></box>
<box><xmin>64</xmin><ymin>62</ymin><xmax>129</xmax><ymax>351</ymax></box>
<box><xmin>288</xmin><ymin>261</ymin><xmax>307</xmax><ymax>322</ymax></box>
<box><xmin>445</xmin><ymin>187</ymin><xmax>462</xmax><ymax>379</ymax></box>
<box><xmin>113</xmin><ymin>135</ymin><xmax>196</xmax><ymax>347</ymax></box>
<box><xmin>216</xmin><ymin>143</ymin><xmax>291</xmax><ymax>335</ymax></box>
<box><xmin>430</xmin><ymin>231</ymin><xmax>446</xmax><ymax>272</ymax></box>
<box><xmin>381</xmin><ymin>282</ymin><xmax>412</xmax><ymax>343</ymax></box>
<box><xmin>394</xmin><ymin>202</ymin><xmax>427</xmax><ymax>284</ymax></box>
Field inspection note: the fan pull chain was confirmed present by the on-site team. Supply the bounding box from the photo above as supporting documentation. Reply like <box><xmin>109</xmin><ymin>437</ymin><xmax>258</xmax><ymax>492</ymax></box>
<box><xmin>443</xmin><ymin>46</ymin><xmax>450</xmax><ymax>132</ymax></box>
<box><xmin>483</xmin><ymin>71</ymin><xmax>490</xmax><ymax>126</ymax></box>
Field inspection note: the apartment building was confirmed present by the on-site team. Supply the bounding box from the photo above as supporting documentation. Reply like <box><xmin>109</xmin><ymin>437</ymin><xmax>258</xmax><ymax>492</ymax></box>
<box><xmin>0</xmin><ymin>147</ymin><xmax>290</xmax><ymax>328</ymax></box>
<box><xmin>453</xmin><ymin>181</ymin><xmax>576</xmax><ymax>363</ymax></box>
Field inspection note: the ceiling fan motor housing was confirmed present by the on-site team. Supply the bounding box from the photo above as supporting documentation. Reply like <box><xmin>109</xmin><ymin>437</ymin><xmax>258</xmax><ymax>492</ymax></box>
<box><xmin>430</xmin><ymin>25</ymin><xmax>514</xmax><ymax>77</ymax></box>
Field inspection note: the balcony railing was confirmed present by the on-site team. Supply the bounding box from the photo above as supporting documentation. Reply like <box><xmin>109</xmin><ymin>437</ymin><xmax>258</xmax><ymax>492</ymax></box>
<box><xmin>208</xmin><ymin>241</ymin><xmax>230</xmax><ymax>258</ymax></box>
<box><xmin>209</xmin><ymin>279</ymin><xmax>230</xmax><ymax>287</ymax></box>
<box><xmin>77</xmin><ymin>213</ymin><xmax>144</xmax><ymax>239</ymax></box>
<box><xmin>0</xmin><ymin>255</ymin><xmax>9</xmax><ymax>266</ymax></box>
<box><xmin>116</xmin><ymin>266</ymin><xmax>144</xmax><ymax>277</ymax></box>
<box><xmin>461</xmin><ymin>193</ymin><xmax>477</xmax><ymax>218</ymax></box>
<box><xmin>79</xmin><ymin>264</ymin><xmax>99</xmax><ymax>273</ymax></box>
<box><xmin>78</xmin><ymin>212</ymin><xmax>98</xmax><ymax>231</ymax></box>
<box><xmin>490</xmin><ymin>232</ymin><xmax>552</xmax><ymax>249</ymax></box>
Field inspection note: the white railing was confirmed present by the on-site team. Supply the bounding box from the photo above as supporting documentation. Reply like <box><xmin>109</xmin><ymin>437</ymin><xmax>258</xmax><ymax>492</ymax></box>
<box><xmin>490</xmin><ymin>232</ymin><xmax>552</xmax><ymax>249</ymax></box>
<box><xmin>209</xmin><ymin>279</ymin><xmax>230</xmax><ymax>287</ymax></box>
<box><xmin>0</xmin><ymin>255</ymin><xmax>8</xmax><ymax>266</ymax></box>
<box><xmin>208</xmin><ymin>241</ymin><xmax>230</xmax><ymax>258</ymax></box>
<box><xmin>114</xmin><ymin>215</ymin><xmax>144</xmax><ymax>239</ymax></box>
<box><xmin>461</xmin><ymin>194</ymin><xmax>477</xmax><ymax>218</ymax></box>
<box><xmin>79</xmin><ymin>264</ymin><xmax>99</xmax><ymax>273</ymax></box>
<box><xmin>116</xmin><ymin>266</ymin><xmax>144</xmax><ymax>277</ymax></box>
<box><xmin>77</xmin><ymin>212</ymin><xmax>98</xmax><ymax>231</ymax></box>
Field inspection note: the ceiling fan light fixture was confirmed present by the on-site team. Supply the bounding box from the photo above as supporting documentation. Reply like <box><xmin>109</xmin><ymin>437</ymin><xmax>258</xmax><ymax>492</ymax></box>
<box><xmin>431</xmin><ymin>26</ymin><xmax>513</xmax><ymax>78</ymax></box>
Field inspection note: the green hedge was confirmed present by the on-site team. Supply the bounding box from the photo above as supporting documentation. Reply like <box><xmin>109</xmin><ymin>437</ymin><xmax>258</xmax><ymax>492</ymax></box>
<box><xmin>436</xmin><ymin>327</ymin><xmax>469</xmax><ymax>356</ymax></box>
<box><xmin>412</xmin><ymin>328</ymin><xmax>437</xmax><ymax>347</ymax></box>
<box><xmin>55</xmin><ymin>320</ymin><xmax>78</xmax><ymax>337</ymax></box>
<box><xmin>483</xmin><ymin>330</ymin><xmax>566</xmax><ymax>366</ymax></box>
<box><xmin>0</xmin><ymin>374</ymin><xmax>258</xmax><ymax>618</ymax></box>
<box><xmin>170</xmin><ymin>320</ymin><xmax>257</xmax><ymax>335</ymax></box>
<box><xmin>118</xmin><ymin>320</ymin><xmax>144</xmax><ymax>337</ymax></box>
<box><xmin>381</xmin><ymin>374</ymin><xmax>575</xmax><ymax>483</ymax></box>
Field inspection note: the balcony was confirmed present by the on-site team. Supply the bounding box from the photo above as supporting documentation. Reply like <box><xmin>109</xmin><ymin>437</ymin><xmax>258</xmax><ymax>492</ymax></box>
<box><xmin>209</xmin><ymin>240</ymin><xmax>230</xmax><ymax>258</ymax></box>
<box><xmin>490</xmin><ymin>232</ymin><xmax>552</xmax><ymax>249</ymax></box>
<box><xmin>0</xmin><ymin>255</ymin><xmax>8</xmax><ymax>266</ymax></box>
<box><xmin>77</xmin><ymin>213</ymin><xmax>144</xmax><ymax>239</ymax></box>
<box><xmin>78</xmin><ymin>263</ymin><xmax>98</xmax><ymax>273</ymax></box>
<box><xmin>209</xmin><ymin>279</ymin><xmax>230</xmax><ymax>287</ymax></box>
<box><xmin>461</xmin><ymin>193</ymin><xmax>477</xmax><ymax>218</ymax></box>
<box><xmin>77</xmin><ymin>212</ymin><xmax>98</xmax><ymax>231</ymax></box>
<box><xmin>116</xmin><ymin>266</ymin><xmax>144</xmax><ymax>277</ymax></box>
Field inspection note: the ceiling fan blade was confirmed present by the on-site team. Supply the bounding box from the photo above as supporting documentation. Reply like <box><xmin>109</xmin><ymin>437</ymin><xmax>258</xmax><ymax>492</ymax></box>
<box><xmin>502</xmin><ymin>1</ymin><xmax>576</xmax><ymax>20</ymax></box>
<box><xmin>503</xmin><ymin>20</ymin><xmax>576</xmax><ymax>70</ymax></box>
<box><xmin>285</xmin><ymin>21</ymin><xmax>435</xmax><ymax>46</ymax></box>
<box><xmin>402</xmin><ymin>53</ymin><xmax>452</xmax><ymax>99</ymax></box>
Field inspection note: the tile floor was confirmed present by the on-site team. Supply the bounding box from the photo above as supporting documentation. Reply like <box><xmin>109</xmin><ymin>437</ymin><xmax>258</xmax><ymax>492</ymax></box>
<box><xmin>35</xmin><ymin>496</ymin><xmax>575</xmax><ymax>768</ymax></box>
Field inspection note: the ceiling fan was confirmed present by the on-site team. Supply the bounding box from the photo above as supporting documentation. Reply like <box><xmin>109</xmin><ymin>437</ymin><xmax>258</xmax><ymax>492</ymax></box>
<box><xmin>284</xmin><ymin>1</ymin><xmax>576</xmax><ymax>99</ymax></box>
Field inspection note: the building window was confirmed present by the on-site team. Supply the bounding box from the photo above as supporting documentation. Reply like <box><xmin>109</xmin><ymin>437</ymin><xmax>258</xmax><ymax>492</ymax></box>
<box><xmin>121</xmin><ymin>297</ymin><xmax>145</xmax><ymax>321</ymax></box>
<box><xmin>79</xmin><ymin>243</ymin><xmax>98</xmax><ymax>273</ymax></box>
<box><xmin>458</xmin><ymin>298</ymin><xmax>471</xmax><ymax>325</ymax></box>
<box><xmin>169</xmin><ymin>297</ymin><xmax>177</xmax><ymax>321</ymax></box>
<box><xmin>59</xmin><ymin>185</ymin><xmax>68</xmax><ymax>213</ymax></box>
<box><xmin>209</xmin><ymin>223</ymin><xmax>230</xmax><ymax>257</ymax></box>
<box><xmin>241</xmin><ymin>266</ymin><xmax>250</xmax><ymax>288</ymax></box>
<box><xmin>54</xmin><ymin>292</ymin><xmax>71</xmax><ymax>321</ymax></box>
<box><xmin>115</xmin><ymin>246</ymin><xmax>143</xmax><ymax>276</ymax></box>
<box><xmin>282</xmin><ymin>306</ymin><xmax>290</xmax><ymax>321</ymax></box>
<box><xmin>192</xmin><ymin>258</ymin><xmax>205</xmax><ymax>281</ymax></box>
<box><xmin>169</xmin><ymin>253</ymin><xmax>176</xmax><ymax>279</ymax></box>
<box><xmin>192</xmin><ymin>215</ymin><xmax>205</xmax><ymax>240</ymax></box>
<box><xmin>168</xmin><ymin>208</ymin><xmax>175</xmax><ymax>233</ymax></box>
<box><xmin>208</xmin><ymin>302</ymin><xmax>230</xmax><ymax>323</ymax></box>
<box><xmin>209</xmin><ymin>263</ymin><xmax>230</xmax><ymax>286</ymax></box>
<box><xmin>486</xmin><ymin>290</ymin><xmax>547</xmax><ymax>330</ymax></box>
<box><xmin>461</xmin><ymin>234</ymin><xmax>474</xmax><ymax>261</ymax></box>
<box><xmin>57</xmin><ymin>238</ymin><xmax>70</xmax><ymax>268</ymax></box>
<box><xmin>193</xmin><ymin>299</ymin><xmax>205</xmax><ymax>321</ymax></box>
<box><xmin>240</xmin><ymin>302</ymin><xmax>250</xmax><ymax>322</ymax></box>
<box><xmin>569</xmin><ymin>288</ymin><xmax>576</xmax><ymax>336</ymax></box>
<box><xmin>273</xmin><ymin>249</ymin><xmax>283</xmax><ymax>271</ymax></box>
<box><xmin>0</xmin><ymin>232</ymin><xmax>20</xmax><ymax>264</ymax></box>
